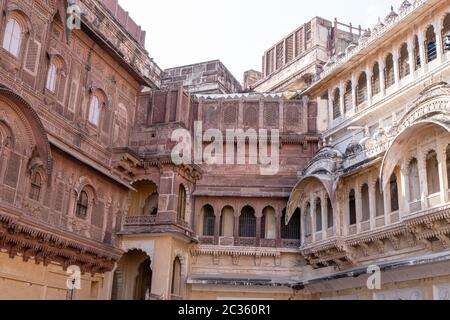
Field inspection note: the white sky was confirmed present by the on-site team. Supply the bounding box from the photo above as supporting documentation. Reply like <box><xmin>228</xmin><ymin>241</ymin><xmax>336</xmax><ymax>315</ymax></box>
<box><xmin>119</xmin><ymin>0</ymin><xmax>403</xmax><ymax>82</ymax></box>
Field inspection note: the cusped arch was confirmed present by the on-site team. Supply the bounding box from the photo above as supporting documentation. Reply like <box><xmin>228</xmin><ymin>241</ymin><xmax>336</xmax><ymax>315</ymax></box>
<box><xmin>286</xmin><ymin>174</ymin><xmax>335</xmax><ymax>224</ymax></box>
<box><xmin>0</xmin><ymin>85</ymin><xmax>53</xmax><ymax>177</ymax></box>
<box><xmin>380</xmin><ymin>82</ymin><xmax>450</xmax><ymax>189</ymax></box>
<box><xmin>74</xmin><ymin>176</ymin><xmax>98</xmax><ymax>204</ymax></box>
<box><xmin>380</xmin><ymin>119</ymin><xmax>450</xmax><ymax>190</ymax></box>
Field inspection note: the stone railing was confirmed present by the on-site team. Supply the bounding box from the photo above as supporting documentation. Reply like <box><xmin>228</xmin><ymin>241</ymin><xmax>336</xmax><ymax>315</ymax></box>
<box><xmin>123</xmin><ymin>215</ymin><xmax>157</xmax><ymax>226</ymax></box>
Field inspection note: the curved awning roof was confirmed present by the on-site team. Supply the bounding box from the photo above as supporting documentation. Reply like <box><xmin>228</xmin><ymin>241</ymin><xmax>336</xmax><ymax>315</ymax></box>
<box><xmin>286</xmin><ymin>174</ymin><xmax>335</xmax><ymax>224</ymax></box>
<box><xmin>380</xmin><ymin>118</ymin><xmax>450</xmax><ymax>190</ymax></box>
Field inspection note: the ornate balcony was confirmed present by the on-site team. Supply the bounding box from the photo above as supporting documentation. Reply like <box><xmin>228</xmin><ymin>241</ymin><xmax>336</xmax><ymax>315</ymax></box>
<box><xmin>121</xmin><ymin>215</ymin><xmax>194</xmax><ymax>238</ymax></box>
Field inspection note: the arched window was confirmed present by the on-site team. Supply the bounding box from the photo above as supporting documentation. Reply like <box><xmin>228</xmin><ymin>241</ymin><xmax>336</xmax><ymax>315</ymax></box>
<box><xmin>315</xmin><ymin>199</ymin><xmax>322</xmax><ymax>232</ymax></box>
<box><xmin>426</xmin><ymin>150</ymin><xmax>440</xmax><ymax>195</ymax></box>
<box><xmin>261</xmin><ymin>206</ymin><xmax>276</xmax><ymax>239</ymax></box>
<box><xmin>202</xmin><ymin>205</ymin><xmax>215</xmax><ymax>236</ymax></box>
<box><xmin>305</xmin><ymin>203</ymin><xmax>312</xmax><ymax>236</ymax></box>
<box><xmin>399</xmin><ymin>43</ymin><xmax>410</xmax><ymax>79</ymax></box>
<box><xmin>76</xmin><ymin>191</ymin><xmax>89</xmax><ymax>219</ymax></box>
<box><xmin>384</xmin><ymin>53</ymin><xmax>395</xmax><ymax>88</ymax></box>
<box><xmin>443</xmin><ymin>14</ymin><xmax>450</xmax><ymax>52</ymax></box>
<box><xmin>344</xmin><ymin>81</ymin><xmax>352</xmax><ymax>112</ymax></box>
<box><xmin>425</xmin><ymin>25</ymin><xmax>437</xmax><ymax>62</ymax></box>
<box><xmin>361</xmin><ymin>184</ymin><xmax>370</xmax><ymax>222</ymax></box>
<box><xmin>177</xmin><ymin>185</ymin><xmax>186</xmax><ymax>221</ymax></box>
<box><xmin>356</xmin><ymin>72</ymin><xmax>367</xmax><ymax>106</ymax></box>
<box><xmin>375</xmin><ymin>179</ymin><xmax>385</xmax><ymax>217</ymax></box>
<box><xmin>281</xmin><ymin>208</ymin><xmax>301</xmax><ymax>239</ymax></box>
<box><xmin>2</xmin><ymin>18</ymin><xmax>22</xmax><ymax>57</ymax></box>
<box><xmin>349</xmin><ymin>190</ymin><xmax>356</xmax><ymax>225</ymax></box>
<box><xmin>88</xmin><ymin>95</ymin><xmax>101</xmax><ymax>126</ymax></box>
<box><xmin>327</xmin><ymin>198</ymin><xmax>333</xmax><ymax>228</ymax></box>
<box><xmin>239</xmin><ymin>206</ymin><xmax>256</xmax><ymax>237</ymax></box>
<box><xmin>372</xmin><ymin>63</ymin><xmax>380</xmax><ymax>96</ymax></box>
<box><xmin>171</xmin><ymin>257</ymin><xmax>182</xmax><ymax>296</ymax></box>
<box><xmin>243</xmin><ymin>106</ymin><xmax>258</xmax><ymax>126</ymax></box>
<box><xmin>390</xmin><ymin>174</ymin><xmax>399</xmax><ymax>212</ymax></box>
<box><xmin>29</xmin><ymin>172</ymin><xmax>42</xmax><ymax>201</ymax></box>
<box><xmin>414</xmin><ymin>35</ymin><xmax>421</xmax><ymax>70</ymax></box>
<box><xmin>46</xmin><ymin>63</ymin><xmax>57</xmax><ymax>92</ymax></box>
<box><xmin>409</xmin><ymin>158</ymin><xmax>421</xmax><ymax>202</ymax></box>
<box><xmin>332</xmin><ymin>88</ymin><xmax>341</xmax><ymax>119</ymax></box>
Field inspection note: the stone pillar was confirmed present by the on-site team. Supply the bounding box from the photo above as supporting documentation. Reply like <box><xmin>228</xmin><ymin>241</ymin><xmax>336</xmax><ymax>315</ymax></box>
<box><xmin>234</xmin><ymin>208</ymin><xmax>240</xmax><ymax>246</ymax></box>
<box><xmin>256</xmin><ymin>210</ymin><xmax>262</xmax><ymax>247</ymax></box>
<box><xmin>407</xmin><ymin>36</ymin><xmax>415</xmax><ymax>79</ymax></box>
<box><xmin>300</xmin><ymin>206</ymin><xmax>306</xmax><ymax>245</ymax></box>
<box><xmin>339</xmin><ymin>81</ymin><xmax>345</xmax><ymax>117</ymax></box>
<box><xmin>310</xmin><ymin>195</ymin><xmax>316</xmax><ymax>242</ymax></box>
<box><xmin>368</xmin><ymin>180</ymin><xmax>376</xmax><ymax>230</ymax></box>
<box><xmin>321</xmin><ymin>192</ymin><xmax>327</xmax><ymax>238</ymax></box>
<box><xmin>392</xmin><ymin>48</ymin><xmax>400</xmax><ymax>89</ymax></box>
<box><xmin>328</xmin><ymin>88</ymin><xmax>333</xmax><ymax>124</ymax></box>
<box><xmin>418</xmin><ymin>152</ymin><xmax>429</xmax><ymax>210</ymax></box>
<box><xmin>383</xmin><ymin>185</ymin><xmax>391</xmax><ymax>225</ymax></box>
<box><xmin>418</xmin><ymin>30</ymin><xmax>427</xmax><ymax>73</ymax></box>
<box><xmin>343</xmin><ymin>191</ymin><xmax>350</xmax><ymax>236</ymax></box>
<box><xmin>366</xmin><ymin>66</ymin><xmax>372</xmax><ymax>106</ymax></box>
<box><xmin>437</xmin><ymin>142</ymin><xmax>449</xmax><ymax>204</ymax></box>
<box><xmin>355</xmin><ymin>187</ymin><xmax>362</xmax><ymax>233</ymax></box>
<box><xmin>276</xmin><ymin>206</ymin><xmax>282</xmax><ymax>247</ymax></box>
<box><xmin>157</xmin><ymin>167</ymin><xmax>177</xmax><ymax>223</ymax></box>
<box><xmin>434</xmin><ymin>20</ymin><xmax>444</xmax><ymax>64</ymax></box>
<box><xmin>351</xmin><ymin>74</ymin><xmax>357</xmax><ymax>111</ymax></box>
<box><xmin>399</xmin><ymin>166</ymin><xmax>409</xmax><ymax>218</ymax></box>
<box><xmin>379</xmin><ymin>57</ymin><xmax>386</xmax><ymax>97</ymax></box>
<box><xmin>214</xmin><ymin>206</ymin><xmax>221</xmax><ymax>245</ymax></box>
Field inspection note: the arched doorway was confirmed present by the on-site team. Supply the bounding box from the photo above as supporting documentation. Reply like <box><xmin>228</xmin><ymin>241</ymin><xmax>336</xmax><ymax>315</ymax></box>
<box><xmin>112</xmin><ymin>249</ymin><xmax>153</xmax><ymax>300</ymax></box>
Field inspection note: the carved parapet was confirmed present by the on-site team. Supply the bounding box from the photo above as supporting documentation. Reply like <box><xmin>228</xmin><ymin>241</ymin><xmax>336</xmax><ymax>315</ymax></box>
<box><xmin>405</xmin><ymin>205</ymin><xmax>450</xmax><ymax>245</ymax></box>
<box><xmin>190</xmin><ymin>245</ymin><xmax>294</xmax><ymax>267</ymax></box>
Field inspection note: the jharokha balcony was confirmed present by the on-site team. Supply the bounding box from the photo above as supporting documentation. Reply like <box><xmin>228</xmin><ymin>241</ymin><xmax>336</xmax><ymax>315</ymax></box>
<box><xmin>121</xmin><ymin>214</ymin><xmax>194</xmax><ymax>238</ymax></box>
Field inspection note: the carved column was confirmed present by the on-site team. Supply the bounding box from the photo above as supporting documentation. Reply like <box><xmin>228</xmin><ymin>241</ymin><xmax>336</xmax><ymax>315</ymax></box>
<box><xmin>366</xmin><ymin>65</ymin><xmax>372</xmax><ymax>106</ymax></box>
<box><xmin>214</xmin><ymin>206</ymin><xmax>220</xmax><ymax>245</ymax></box>
<box><xmin>355</xmin><ymin>187</ymin><xmax>362</xmax><ymax>233</ymax></box>
<box><xmin>379</xmin><ymin>57</ymin><xmax>386</xmax><ymax>97</ymax></box>
<box><xmin>300</xmin><ymin>207</ymin><xmax>306</xmax><ymax>245</ymax></box>
<box><xmin>351</xmin><ymin>74</ymin><xmax>357</xmax><ymax>111</ymax></box>
<box><xmin>392</xmin><ymin>48</ymin><xmax>400</xmax><ymax>89</ymax></box>
<box><xmin>417</xmin><ymin>30</ymin><xmax>427</xmax><ymax>74</ymax></box>
<box><xmin>275</xmin><ymin>205</ymin><xmax>282</xmax><ymax>248</ymax></box>
<box><xmin>383</xmin><ymin>183</ymin><xmax>391</xmax><ymax>225</ymax></box>
<box><xmin>418</xmin><ymin>151</ymin><xmax>429</xmax><ymax>210</ymax></box>
<box><xmin>437</xmin><ymin>142</ymin><xmax>449</xmax><ymax>204</ymax></box>
<box><xmin>368</xmin><ymin>179</ymin><xmax>376</xmax><ymax>230</ymax></box>
<box><xmin>339</xmin><ymin>81</ymin><xmax>345</xmax><ymax>117</ymax></box>
<box><xmin>256</xmin><ymin>209</ymin><xmax>262</xmax><ymax>247</ymax></box>
<box><xmin>399</xmin><ymin>165</ymin><xmax>410</xmax><ymax>219</ymax></box>
<box><xmin>321</xmin><ymin>192</ymin><xmax>327</xmax><ymax>238</ymax></box>
<box><xmin>328</xmin><ymin>88</ymin><xmax>333</xmax><ymax>125</ymax></box>
<box><xmin>234</xmin><ymin>207</ymin><xmax>240</xmax><ymax>246</ymax></box>
<box><xmin>407</xmin><ymin>36</ymin><xmax>415</xmax><ymax>79</ymax></box>
<box><xmin>310</xmin><ymin>194</ymin><xmax>316</xmax><ymax>242</ymax></box>
<box><xmin>434</xmin><ymin>20</ymin><xmax>444</xmax><ymax>64</ymax></box>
